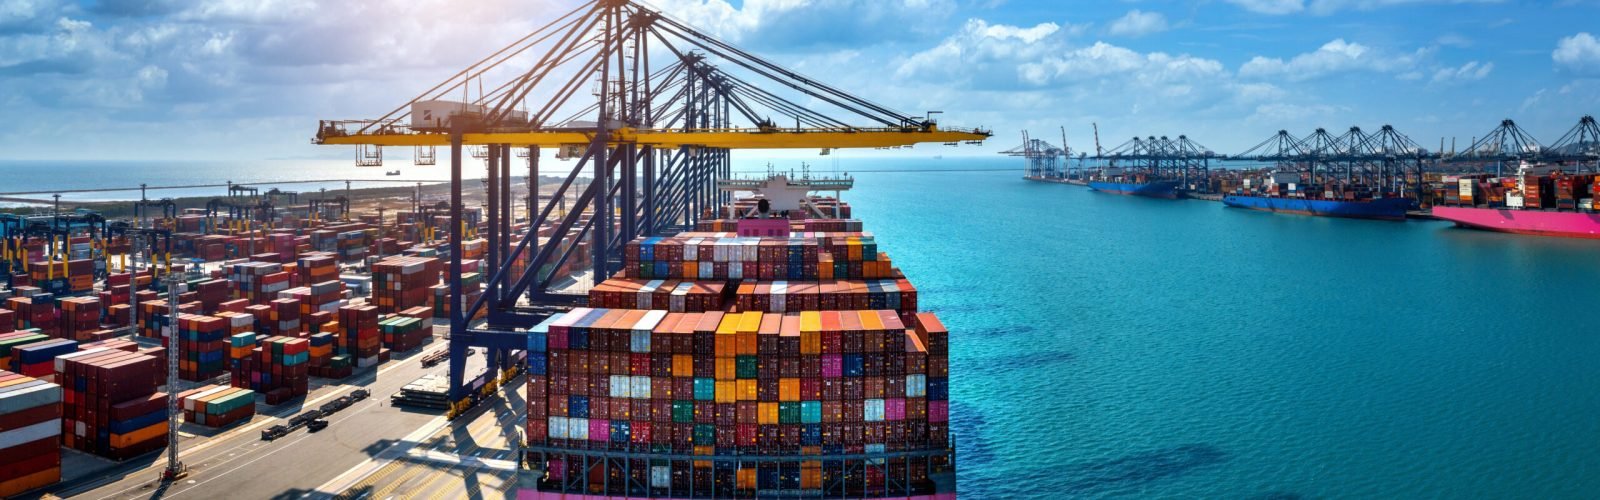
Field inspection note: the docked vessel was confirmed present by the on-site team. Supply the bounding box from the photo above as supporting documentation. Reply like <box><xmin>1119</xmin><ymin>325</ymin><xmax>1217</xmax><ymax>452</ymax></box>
<box><xmin>523</xmin><ymin>172</ymin><xmax>956</xmax><ymax>498</ymax></box>
<box><xmin>1223</xmin><ymin>195</ymin><xmax>1411</xmax><ymax>221</ymax></box>
<box><xmin>1219</xmin><ymin>169</ymin><xmax>1414</xmax><ymax>221</ymax></box>
<box><xmin>1088</xmin><ymin>179</ymin><xmax>1180</xmax><ymax>199</ymax></box>
<box><xmin>1430</xmin><ymin>162</ymin><xmax>1600</xmax><ymax>239</ymax></box>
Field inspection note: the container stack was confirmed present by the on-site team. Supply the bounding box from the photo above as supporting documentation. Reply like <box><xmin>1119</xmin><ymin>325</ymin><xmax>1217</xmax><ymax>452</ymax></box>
<box><xmin>371</xmin><ymin>256</ymin><xmax>441</xmax><ymax>314</ymax></box>
<box><xmin>379</xmin><ymin>316</ymin><xmax>429</xmax><ymax>352</ymax></box>
<box><xmin>337</xmin><ymin>230</ymin><xmax>368</xmax><ymax>262</ymax></box>
<box><xmin>337</xmin><ymin>305</ymin><xmax>381</xmax><ymax>367</ymax></box>
<box><xmin>621</xmin><ymin>234</ymin><xmax>895</xmax><ymax>281</ymax></box>
<box><xmin>178</xmin><ymin>384</ymin><xmax>256</xmax><ymax>428</ymax></box>
<box><xmin>6</xmin><ymin>297</ymin><xmax>57</xmax><ymax>336</ymax></box>
<box><xmin>58</xmin><ymin>296</ymin><xmax>102</xmax><ymax>341</ymax></box>
<box><xmin>298</xmin><ymin>254</ymin><xmax>338</xmax><ymax>286</ymax></box>
<box><xmin>56</xmin><ymin>349</ymin><xmax>166</xmax><ymax>459</ymax></box>
<box><xmin>0</xmin><ymin>369</ymin><xmax>62</xmax><ymax>497</ymax></box>
<box><xmin>229</xmin><ymin>262</ymin><xmax>290</xmax><ymax>304</ymax></box>
<box><xmin>527</xmin><ymin>195</ymin><xmax>950</xmax><ymax>496</ymax></box>
<box><xmin>234</xmin><ymin>336</ymin><xmax>310</xmax><ymax>404</ymax></box>
<box><xmin>228</xmin><ymin>332</ymin><xmax>255</xmax><ymax>369</ymax></box>
<box><xmin>193</xmin><ymin>279</ymin><xmax>232</xmax><ymax>313</ymax></box>
<box><xmin>307</xmin><ymin>332</ymin><xmax>350</xmax><ymax>378</ymax></box>
<box><xmin>588</xmin><ymin>279</ymin><xmax>727</xmax><ymax>312</ymax></box>
<box><xmin>0</xmin><ymin>332</ymin><xmax>52</xmax><ymax>371</ymax></box>
<box><xmin>10</xmin><ymin>339</ymin><xmax>77</xmax><ymax>380</ymax></box>
<box><xmin>175</xmin><ymin>314</ymin><xmax>228</xmax><ymax>381</ymax></box>
<box><xmin>300</xmin><ymin>280</ymin><xmax>346</xmax><ymax>317</ymax></box>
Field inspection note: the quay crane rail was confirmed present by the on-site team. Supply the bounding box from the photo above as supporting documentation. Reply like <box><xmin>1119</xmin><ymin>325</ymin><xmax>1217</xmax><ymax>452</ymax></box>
<box><xmin>310</xmin><ymin>0</ymin><xmax>986</xmax><ymax>466</ymax></box>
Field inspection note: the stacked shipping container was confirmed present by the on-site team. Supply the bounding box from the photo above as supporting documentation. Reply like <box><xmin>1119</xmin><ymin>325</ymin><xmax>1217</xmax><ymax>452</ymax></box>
<box><xmin>0</xmin><ymin>369</ymin><xmax>62</xmax><ymax>497</ymax></box>
<box><xmin>528</xmin><ymin>213</ymin><xmax>951</xmax><ymax>496</ymax></box>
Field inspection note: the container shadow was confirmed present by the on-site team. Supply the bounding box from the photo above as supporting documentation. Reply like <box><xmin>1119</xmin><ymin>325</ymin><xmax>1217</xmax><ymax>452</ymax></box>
<box><xmin>1057</xmin><ymin>443</ymin><xmax>1228</xmax><ymax>494</ymax></box>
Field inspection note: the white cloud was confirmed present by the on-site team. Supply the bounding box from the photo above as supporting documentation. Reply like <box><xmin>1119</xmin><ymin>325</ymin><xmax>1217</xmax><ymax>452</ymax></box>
<box><xmin>1239</xmin><ymin>39</ymin><xmax>1423</xmax><ymax>81</ymax></box>
<box><xmin>641</xmin><ymin>0</ymin><xmax>956</xmax><ymax>49</ymax></box>
<box><xmin>1108</xmin><ymin>10</ymin><xmax>1169</xmax><ymax>37</ymax></box>
<box><xmin>1227</xmin><ymin>0</ymin><xmax>1306</xmax><ymax>15</ymax></box>
<box><xmin>896</xmin><ymin>19</ymin><xmax>1060</xmax><ymax>80</ymax></box>
<box><xmin>1228</xmin><ymin>0</ymin><xmax>1503</xmax><ymax>15</ymax></box>
<box><xmin>1553</xmin><ymin>32</ymin><xmax>1600</xmax><ymax>73</ymax></box>
<box><xmin>1431</xmin><ymin>60</ymin><xmax>1492</xmax><ymax>83</ymax></box>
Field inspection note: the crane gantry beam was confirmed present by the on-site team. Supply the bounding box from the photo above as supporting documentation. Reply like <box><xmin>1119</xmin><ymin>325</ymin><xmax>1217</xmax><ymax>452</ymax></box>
<box><xmin>311</xmin><ymin>0</ymin><xmax>988</xmax><ymax>425</ymax></box>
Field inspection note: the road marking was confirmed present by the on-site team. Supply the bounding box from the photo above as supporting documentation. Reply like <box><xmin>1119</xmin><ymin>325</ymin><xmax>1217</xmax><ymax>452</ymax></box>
<box><xmin>312</xmin><ymin>412</ymin><xmax>451</xmax><ymax>495</ymax></box>
<box><xmin>76</xmin><ymin>359</ymin><xmax>421</xmax><ymax>499</ymax></box>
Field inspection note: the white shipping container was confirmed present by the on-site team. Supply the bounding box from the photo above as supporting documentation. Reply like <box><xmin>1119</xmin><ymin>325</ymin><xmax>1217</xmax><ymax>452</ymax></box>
<box><xmin>610</xmin><ymin>375</ymin><xmax>630</xmax><ymax>398</ymax></box>
<box><xmin>1459</xmin><ymin>178</ymin><xmax>1473</xmax><ymax>197</ymax></box>
<box><xmin>864</xmin><ymin>399</ymin><xmax>885</xmax><ymax>422</ymax></box>
<box><xmin>632</xmin><ymin>376</ymin><xmax>651</xmax><ymax>399</ymax></box>
<box><xmin>0</xmin><ymin>420</ymin><xmax>60</xmax><ymax>450</ymax></box>
<box><xmin>1580</xmin><ymin>198</ymin><xmax>1594</xmax><ymax>210</ymax></box>
<box><xmin>549</xmin><ymin>416</ymin><xmax>568</xmax><ymax>439</ymax></box>
<box><xmin>906</xmin><ymin>374</ymin><xmax>926</xmax><ymax>398</ymax></box>
<box><xmin>570</xmin><ymin>418</ymin><xmax>589</xmax><ymax>440</ymax></box>
<box><xmin>1507</xmin><ymin>195</ymin><xmax>1524</xmax><ymax>208</ymax></box>
<box><xmin>0</xmin><ymin>382</ymin><xmax>61</xmax><ymax>415</ymax></box>
<box><xmin>651</xmin><ymin>466</ymin><xmax>671</xmax><ymax>488</ymax></box>
<box><xmin>411</xmin><ymin>100</ymin><xmax>486</xmax><ymax>131</ymax></box>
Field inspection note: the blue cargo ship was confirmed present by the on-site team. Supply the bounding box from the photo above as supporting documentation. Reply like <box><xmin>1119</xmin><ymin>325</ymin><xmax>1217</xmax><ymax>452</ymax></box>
<box><xmin>1088</xmin><ymin>180</ymin><xmax>1180</xmax><ymax>199</ymax></box>
<box><xmin>1222</xmin><ymin>195</ymin><xmax>1410</xmax><ymax>221</ymax></box>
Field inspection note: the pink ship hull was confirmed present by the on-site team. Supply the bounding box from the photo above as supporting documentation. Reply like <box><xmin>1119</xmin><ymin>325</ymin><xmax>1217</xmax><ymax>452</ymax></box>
<box><xmin>1432</xmin><ymin>206</ymin><xmax>1600</xmax><ymax>239</ymax></box>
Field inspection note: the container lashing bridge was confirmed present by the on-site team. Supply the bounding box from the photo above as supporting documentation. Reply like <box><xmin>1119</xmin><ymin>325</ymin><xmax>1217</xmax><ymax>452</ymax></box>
<box><xmin>313</xmin><ymin>0</ymin><xmax>987</xmax><ymax>441</ymax></box>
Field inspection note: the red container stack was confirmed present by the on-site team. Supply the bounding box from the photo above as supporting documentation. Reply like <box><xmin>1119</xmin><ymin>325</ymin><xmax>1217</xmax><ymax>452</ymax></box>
<box><xmin>6</xmin><ymin>298</ymin><xmax>57</xmax><ymax>336</ymax></box>
<box><xmin>193</xmin><ymin>279</ymin><xmax>232</xmax><ymax>313</ymax></box>
<box><xmin>588</xmin><ymin>279</ymin><xmax>728</xmax><ymax>312</ymax></box>
<box><xmin>298</xmin><ymin>254</ymin><xmax>339</xmax><ymax>286</ymax></box>
<box><xmin>55</xmin><ymin>348</ymin><xmax>167</xmax><ymax>460</ymax></box>
<box><xmin>0</xmin><ymin>369</ymin><xmax>63</xmax><ymax>497</ymax></box>
<box><xmin>232</xmin><ymin>336</ymin><xmax>310</xmax><ymax>404</ymax></box>
<box><xmin>371</xmin><ymin>256</ymin><xmax>441</xmax><ymax>314</ymax></box>
<box><xmin>58</xmin><ymin>296</ymin><xmax>102</xmax><ymax>341</ymax></box>
<box><xmin>337</xmin><ymin>305</ymin><xmax>381</xmax><ymax>367</ymax></box>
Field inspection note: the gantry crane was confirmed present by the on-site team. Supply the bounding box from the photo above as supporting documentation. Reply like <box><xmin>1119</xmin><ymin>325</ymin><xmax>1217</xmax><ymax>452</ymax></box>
<box><xmin>312</xmin><ymin>0</ymin><xmax>987</xmax><ymax>427</ymax></box>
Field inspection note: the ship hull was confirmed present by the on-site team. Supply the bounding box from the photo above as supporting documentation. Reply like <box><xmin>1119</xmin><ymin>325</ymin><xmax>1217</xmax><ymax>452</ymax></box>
<box><xmin>1088</xmin><ymin>181</ymin><xmax>1179</xmax><ymax>199</ymax></box>
<box><xmin>1431</xmin><ymin>206</ymin><xmax>1600</xmax><ymax>239</ymax></box>
<box><xmin>1222</xmin><ymin>195</ymin><xmax>1410</xmax><ymax>221</ymax></box>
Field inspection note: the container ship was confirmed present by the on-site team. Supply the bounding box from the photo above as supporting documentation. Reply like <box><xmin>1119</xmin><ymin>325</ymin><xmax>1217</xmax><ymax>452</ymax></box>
<box><xmin>522</xmin><ymin>174</ymin><xmax>956</xmax><ymax>498</ymax></box>
<box><xmin>1430</xmin><ymin>162</ymin><xmax>1600</xmax><ymax>239</ymax></box>
<box><xmin>1087</xmin><ymin>169</ymin><xmax>1179</xmax><ymax>199</ymax></box>
<box><xmin>1220</xmin><ymin>171</ymin><xmax>1412</xmax><ymax>221</ymax></box>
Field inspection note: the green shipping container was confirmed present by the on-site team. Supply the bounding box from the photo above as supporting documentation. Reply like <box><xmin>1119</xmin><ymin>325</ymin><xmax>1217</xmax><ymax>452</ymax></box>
<box><xmin>778</xmin><ymin>402</ymin><xmax>800</xmax><ymax>424</ymax></box>
<box><xmin>672</xmin><ymin>400</ymin><xmax>694</xmax><ymax>423</ymax></box>
<box><xmin>735</xmin><ymin>356</ymin><xmax>758</xmax><ymax>379</ymax></box>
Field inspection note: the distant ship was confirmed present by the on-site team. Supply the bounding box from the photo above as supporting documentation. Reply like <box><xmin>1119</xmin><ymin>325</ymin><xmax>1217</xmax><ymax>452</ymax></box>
<box><xmin>1223</xmin><ymin>195</ymin><xmax>1411</xmax><ymax>221</ymax></box>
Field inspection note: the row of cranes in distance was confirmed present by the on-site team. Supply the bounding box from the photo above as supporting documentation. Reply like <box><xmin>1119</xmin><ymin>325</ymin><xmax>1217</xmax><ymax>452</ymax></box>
<box><xmin>1009</xmin><ymin>115</ymin><xmax>1600</xmax><ymax>179</ymax></box>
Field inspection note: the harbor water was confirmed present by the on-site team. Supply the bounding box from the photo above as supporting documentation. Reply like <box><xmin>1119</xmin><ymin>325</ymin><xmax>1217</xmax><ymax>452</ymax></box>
<box><xmin>841</xmin><ymin>158</ymin><xmax>1600</xmax><ymax>498</ymax></box>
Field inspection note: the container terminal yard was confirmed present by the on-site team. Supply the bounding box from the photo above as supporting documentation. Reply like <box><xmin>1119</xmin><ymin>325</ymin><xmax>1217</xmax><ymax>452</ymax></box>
<box><xmin>0</xmin><ymin>1</ymin><xmax>992</xmax><ymax>498</ymax></box>
<box><xmin>1012</xmin><ymin>116</ymin><xmax>1600</xmax><ymax>237</ymax></box>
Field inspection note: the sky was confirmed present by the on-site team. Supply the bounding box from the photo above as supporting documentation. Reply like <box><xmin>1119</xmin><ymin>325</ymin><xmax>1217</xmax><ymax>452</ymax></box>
<box><xmin>2</xmin><ymin>0</ymin><xmax>1599</xmax><ymax>162</ymax></box>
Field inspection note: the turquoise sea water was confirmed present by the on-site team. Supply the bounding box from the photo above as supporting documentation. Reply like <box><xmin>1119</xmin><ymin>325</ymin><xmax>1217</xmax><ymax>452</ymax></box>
<box><xmin>9</xmin><ymin>156</ymin><xmax>1600</xmax><ymax>497</ymax></box>
<box><xmin>841</xmin><ymin>159</ymin><xmax>1600</xmax><ymax>498</ymax></box>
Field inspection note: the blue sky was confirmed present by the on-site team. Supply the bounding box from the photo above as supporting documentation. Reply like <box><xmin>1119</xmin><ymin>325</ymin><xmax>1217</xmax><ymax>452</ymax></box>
<box><xmin>2</xmin><ymin>0</ymin><xmax>1599</xmax><ymax>161</ymax></box>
